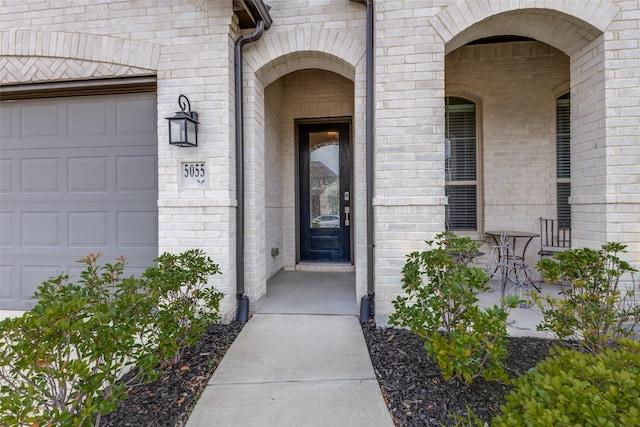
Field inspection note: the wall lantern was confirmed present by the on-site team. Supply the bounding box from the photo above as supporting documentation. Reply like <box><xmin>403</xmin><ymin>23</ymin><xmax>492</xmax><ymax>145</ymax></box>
<box><xmin>166</xmin><ymin>94</ymin><xmax>199</xmax><ymax>147</ymax></box>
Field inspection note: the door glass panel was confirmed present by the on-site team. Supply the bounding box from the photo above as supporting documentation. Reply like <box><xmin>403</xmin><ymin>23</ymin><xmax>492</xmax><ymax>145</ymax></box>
<box><xmin>309</xmin><ymin>131</ymin><xmax>340</xmax><ymax>229</ymax></box>
<box><xmin>299</xmin><ymin>122</ymin><xmax>350</xmax><ymax>262</ymax></box>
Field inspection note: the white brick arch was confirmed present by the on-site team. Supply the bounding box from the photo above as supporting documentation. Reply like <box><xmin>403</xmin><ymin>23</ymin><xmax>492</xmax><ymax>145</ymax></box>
<box><xmin>239</xmin><ymin>27</ymin><xmax>365</xmax><ymax>307</ymax></box>
<box><xmin>0</xmin><ymin>30</ymin><xmax>161</xmax><ymax>84</ymax></box>
<box><xmin>244</xmin><ymin>27</ymin><xmax>364</xmax><ymax>85</ymax></box>
<box><xmin>434</xmin><ymin>0</ymin><xmax>619</xmax><ymax>55</ymax></box>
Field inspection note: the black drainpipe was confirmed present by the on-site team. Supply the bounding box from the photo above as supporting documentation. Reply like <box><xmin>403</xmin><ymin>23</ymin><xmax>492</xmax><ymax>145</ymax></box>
<box><xmin>235</xmin><ymin>20</ymin><xmax>266</xmax><ymax>322</ymax></box>
<box><xmin>350</xmin><ymin>0</ymin><xmax>375</xmax><ymax>324</ymax></box>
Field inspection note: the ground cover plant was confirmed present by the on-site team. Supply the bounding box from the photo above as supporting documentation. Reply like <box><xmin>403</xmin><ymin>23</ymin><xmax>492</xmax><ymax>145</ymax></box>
<box><xmin>494</xmin><ymin>338</ymin><xmax>640</xmax><ymax>426</ymax></box>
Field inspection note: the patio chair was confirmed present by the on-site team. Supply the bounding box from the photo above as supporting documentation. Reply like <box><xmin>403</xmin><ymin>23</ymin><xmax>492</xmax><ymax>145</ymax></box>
<box><xmin>538</xmin><ymin>217</ymin><xmax>571</xmax><ymax>258</ymax></box>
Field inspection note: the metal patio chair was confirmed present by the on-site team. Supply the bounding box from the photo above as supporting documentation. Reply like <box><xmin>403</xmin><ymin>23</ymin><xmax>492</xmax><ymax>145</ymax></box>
<box><xmin>538</xmin><ymin>217</ymin><xmax>571</xmax><ymax>258</ymax></box>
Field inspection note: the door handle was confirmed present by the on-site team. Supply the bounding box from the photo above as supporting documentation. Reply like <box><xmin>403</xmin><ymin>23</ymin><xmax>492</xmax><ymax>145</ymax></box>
<box><xmin>344</xmin><ymin>206</ymin><xmax>350</xmax><ymax>226</ymax></box>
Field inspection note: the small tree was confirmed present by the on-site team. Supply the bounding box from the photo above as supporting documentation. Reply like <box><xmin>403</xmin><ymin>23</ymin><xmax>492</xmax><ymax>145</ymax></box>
<box><xmin>535</xmin><ymin>242</ymin><xmax>639</xmax><ymax>353</ymax></box>
<box><xmin>390</xmin><ymin>232</ymin><xmax>517</xmax><ymax>384</ymax></box>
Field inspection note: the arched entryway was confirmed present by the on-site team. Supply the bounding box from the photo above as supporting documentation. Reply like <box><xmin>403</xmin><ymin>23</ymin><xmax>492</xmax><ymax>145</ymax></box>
<box><xmin>440</xmin><ymin>4</ymin><xmax>610</xmax><ymax>259</ymax></box>
<box><xmin>256</xmin><ymin>67</ymin><xmax>359</xmax><ymax>313</ymax></box>
<box><xmin>240</xmin><ymin>34</ymin><xmax>366</xmax><ymax>312</ymax></box>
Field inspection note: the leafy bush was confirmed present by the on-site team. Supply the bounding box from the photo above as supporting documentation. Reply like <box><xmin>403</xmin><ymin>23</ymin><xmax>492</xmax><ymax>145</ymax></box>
<box><xmin>535</xmin><ymin>242</ymin><xmax>639</xmax><ymax>352</ymax></box>
<box><xmin>390</xmin><ymin>232</ymin><xmax>517</xmax><ymax>383</ymax></box>
<box><xmin>142</xmin><ymin>249</ymin><xmax>224</xmax><ymax>367</ymax></box>
<box><xmin>0</xmin><ymin>254</ymin><xmax>159</xmax><ymax>426</ymax></box>
<box><xmin>493</xmin><ymin>338</ymin><xmax>640</xmax><ymax>426</ymax></box>
<box><xmin>0</xmin><ymin>249</ymin><xmax>225</xmax><ymax>426</ymax></box>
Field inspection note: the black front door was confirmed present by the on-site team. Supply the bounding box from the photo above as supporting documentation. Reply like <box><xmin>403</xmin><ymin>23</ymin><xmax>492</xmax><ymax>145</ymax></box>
<box><xmin>299</xmin><ymin>122</ymin><xmax>351</xmax><ymax>262</ymax></box>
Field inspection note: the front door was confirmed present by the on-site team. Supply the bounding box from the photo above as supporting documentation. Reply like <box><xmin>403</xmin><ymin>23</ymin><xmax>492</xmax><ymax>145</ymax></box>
<box><xmin>299</xmin><ymin>122</ymin><xmax>351</xmax><ymax>262</ymax></box>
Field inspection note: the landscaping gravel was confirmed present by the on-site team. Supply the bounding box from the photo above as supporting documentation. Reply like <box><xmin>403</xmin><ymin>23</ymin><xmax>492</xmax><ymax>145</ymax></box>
<box><xmin>361</xmin><ymin>324</ymin><xmax>556</xmax><ymax>426</ymax></box>
<box><xmin>101</xmin><ymin>322</ymin><xmax>244</xmax><ymax>427</ymax></box>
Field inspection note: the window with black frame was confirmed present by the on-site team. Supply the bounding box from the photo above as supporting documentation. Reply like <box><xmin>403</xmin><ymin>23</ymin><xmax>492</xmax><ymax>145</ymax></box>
<box><xmin>445</xmin><ymin>96</ymin><xmax>478</xmax><ymax>231</ymax></box>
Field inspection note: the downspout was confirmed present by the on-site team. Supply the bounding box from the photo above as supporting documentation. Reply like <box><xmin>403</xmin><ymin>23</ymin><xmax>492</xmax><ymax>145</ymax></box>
<box><xmin>350</xmin><ymin>0</ymin><xmax>375</xmax><ymax>324</ymax></box>
<box><xmin>235</xmin><ymin>20</ymin><xmax>266</xmax><ymax>322</ymax></box>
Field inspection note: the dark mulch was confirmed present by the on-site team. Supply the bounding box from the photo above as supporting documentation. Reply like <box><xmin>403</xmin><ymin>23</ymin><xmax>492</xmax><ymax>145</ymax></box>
<box><xmin>361</xmin><ymin>324</ymin><xmax>558</xmax><ymax>426</ymax></box>
<box><xmin>100</xmin><ymin>320</ymin><xmax>557</xmax><ymax>427</ymax></box>
<box><xmin>101</xmin><ymin>322</ymin><xmax>244</xmax><ymax>427</ymax></box>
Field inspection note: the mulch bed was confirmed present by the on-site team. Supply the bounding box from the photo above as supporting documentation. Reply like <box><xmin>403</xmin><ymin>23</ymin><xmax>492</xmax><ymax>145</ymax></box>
<box><xmin>101</xmin><ymin>322</ymin><xmax>244</xmax><ymax>427</ymax></box>
<box><xmin>101</xmin><ymin>321</ymin><xmax>557</xmax><ymax>427</ymax></box>
<box><xmin>361</xmin><ymin>324</ymin><xmax>557</xmax><ymax>426</ymax></box>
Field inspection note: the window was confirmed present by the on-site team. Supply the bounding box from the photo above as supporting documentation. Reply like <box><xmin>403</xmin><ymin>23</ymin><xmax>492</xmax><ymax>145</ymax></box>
<box><xmin>556</xmin><ymin>93</ymin><xmax>570</xmax><ymax>226</ymax></box>
<box><xmin>445</xmin><ymin>97</ymin><xmax>478</xmax><ymax>231</ymax></box>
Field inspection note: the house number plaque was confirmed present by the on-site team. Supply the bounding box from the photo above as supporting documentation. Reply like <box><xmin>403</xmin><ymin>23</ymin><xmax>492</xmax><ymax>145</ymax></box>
<box><xmin>181</xmin><ymin>161</ymin><xmax>206</xmax><ymax>188</ymax></box>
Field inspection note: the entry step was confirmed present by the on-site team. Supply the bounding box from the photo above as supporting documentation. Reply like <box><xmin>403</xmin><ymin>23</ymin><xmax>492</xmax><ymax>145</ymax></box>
<box><xmin>293</xmin><ymin>263</ymin><xmax>355</xmax><ymax>273</ymax></box>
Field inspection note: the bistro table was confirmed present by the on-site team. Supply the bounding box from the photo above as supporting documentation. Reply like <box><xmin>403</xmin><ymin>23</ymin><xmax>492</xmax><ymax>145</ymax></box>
<box><xmin>484</xmin><ymin>231</ymin><xmax>540</xmax><ymax>264</ymax></box>
<box><xmin>485</xmin><ymin>230</ymin><xmax>541</xmax><ymax>293</ymax></box>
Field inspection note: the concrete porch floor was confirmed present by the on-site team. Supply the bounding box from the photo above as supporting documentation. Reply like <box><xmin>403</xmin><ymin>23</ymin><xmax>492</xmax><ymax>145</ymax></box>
<box><xmin>256</xmin><ymin>269</ymin><xmax>358</xmax><ymax>316</ymax></box>
<box><xmin>478</xmin><ymin>279</ymin><xmax>564</xmax><ymax>338</ymax></box>
<box><xmin>256</xmin><ymin>269</ymin><xmax>562</xmax><ymax>338</ymax></box>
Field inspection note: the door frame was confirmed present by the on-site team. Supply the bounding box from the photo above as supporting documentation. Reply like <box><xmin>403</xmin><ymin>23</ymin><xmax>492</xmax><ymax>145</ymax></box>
<box><xmin>295</xmin><ymin>117</ymin><xmax>353</xmax><ymax>264</ymax></box>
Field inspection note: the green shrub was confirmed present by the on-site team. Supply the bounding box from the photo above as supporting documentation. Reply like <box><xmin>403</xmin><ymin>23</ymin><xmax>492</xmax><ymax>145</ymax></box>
<box><xmin>0</xmin><ymin>254</ymin><xmax>159</xmax><ymax>426</ymax></box>
<box><xmin>0</xmin><ymin>249</ymin><xmax>225</xmax><ymax>426</ymax></box>
<box><xmin>390</xmin><ymin>232</ymin><xmax>517</xmax><ymax>384</ymax></box>
<box><xmin>493</xmin><ymin>338</ymin><xmax>640</xmax><ymax>426</ymax></box>
<box><xmin>142</xmin><ymin>249</ymin><xmax>224</xmax><ymax>367</ymax></box>
<box><xmin>535</xmin><ymin>242</ymin><xmax>639</xmax><ymax>352</ymax></box>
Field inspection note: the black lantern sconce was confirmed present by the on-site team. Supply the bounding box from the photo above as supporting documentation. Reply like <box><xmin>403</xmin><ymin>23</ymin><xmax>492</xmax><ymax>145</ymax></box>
<box><xmin>166</xmin><ymin>94</ymin><xmax>199</xmax><ymax>147</ymax></box>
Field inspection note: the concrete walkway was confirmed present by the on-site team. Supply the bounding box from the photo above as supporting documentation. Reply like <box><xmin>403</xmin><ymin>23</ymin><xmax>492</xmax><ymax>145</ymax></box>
<box><xmin>185</xmin><ymin>270</ymin><xmax>559</xmax><ymax>427</ymax></box>
<box><xmin>185</xmin><ymin>313</ymin><xmax>395</xmax><ymax>427</ymax></box>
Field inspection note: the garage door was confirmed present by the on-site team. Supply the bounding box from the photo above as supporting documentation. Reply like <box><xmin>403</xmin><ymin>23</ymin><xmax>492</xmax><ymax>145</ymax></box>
<box><xmin>1</xmin><ymin>92</ymin><xmax>158</xmax><ymax>311</ymax></box>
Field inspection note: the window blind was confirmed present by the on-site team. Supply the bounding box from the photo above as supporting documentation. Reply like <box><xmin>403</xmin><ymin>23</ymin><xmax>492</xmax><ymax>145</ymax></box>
<box><xmin>445</xmin><ymin>97</ymin><xmax>477</xmax><ymax>230</ymax></box>
<box><xmin>557</xmin><ymin>94</ymin><xmax>571</xmax><ymax>225</ymax></box>
<box><xmin>557</xmin><ymin>95</ymin><xmax>570</xmax><ymax>179</ymax></box>
<box><xmin>557</xmin><ymin>182</ymin><xmax>571</xmax><ymax>225</ymax></box>
<box><xmin>446</xmin><ymin>185</ymin><xmax>477</xmax><ymax>230</ymax></box>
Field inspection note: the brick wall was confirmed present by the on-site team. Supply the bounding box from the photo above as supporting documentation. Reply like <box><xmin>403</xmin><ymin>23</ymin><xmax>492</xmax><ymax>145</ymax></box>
<box><xmin>3</xmin><ymin>0</ymin><xmax>640</xmax><ymax>320</ymax></box>
<box><xmin>255</xmin><ymin>68</ymin><xmax>356</xmax><ymax>294</ymax></box>
<box><xmin>371</xmin><ymin>1</ymin><xmax>446</xmax><ymax>318</ymax></box>
<box><xmin>0</xmin><ymin>0</ymin><xmax>241</xmax><ymax>318</ymax></box>
<box><xmin>446</xmin><ymin>41</ymin><xmax>570</xmax><ymax>253</ymax></box>
<box><xmin>264</xmin><ymin>81</ymin><xmax>286</xmax><ymax>279</ymax></box>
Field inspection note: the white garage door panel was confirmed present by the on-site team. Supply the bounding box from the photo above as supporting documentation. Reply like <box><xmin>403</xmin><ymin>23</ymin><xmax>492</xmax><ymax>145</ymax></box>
<box><xmin>0</xmin><ymin>93</ymin><xmax>158</xmax><ymax>311</ymax></box>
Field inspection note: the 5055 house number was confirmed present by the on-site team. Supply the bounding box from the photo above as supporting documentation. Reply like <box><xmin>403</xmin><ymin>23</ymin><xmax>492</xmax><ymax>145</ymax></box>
<box><xmin>181</xmin><ymin>162</ymin><xmax>206</xmax><ymax>188</ymax></box>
